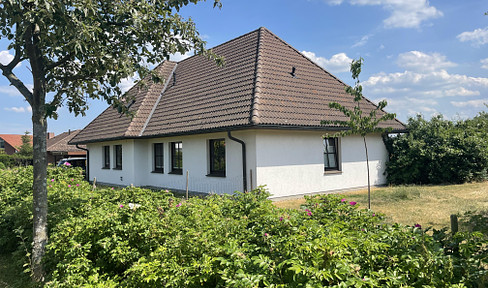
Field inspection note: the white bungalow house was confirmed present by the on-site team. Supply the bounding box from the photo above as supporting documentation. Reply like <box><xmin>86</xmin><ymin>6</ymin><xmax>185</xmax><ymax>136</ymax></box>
<box><xmin>70</xmin><ymin>27</ymin><xmax>405</xmax><ymax>199</ymax></box>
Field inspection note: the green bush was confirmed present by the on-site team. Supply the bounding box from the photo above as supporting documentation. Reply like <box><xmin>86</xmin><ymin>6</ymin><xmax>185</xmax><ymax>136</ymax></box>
<box><xmin>1</xmin><ymin>167</ymin><xmax>487</xmax><ymax>287</ymax></box>
<box><xmin>384</xmin><ymin>113</ymin><xmax>488</xmax><ymax>185</ymax></box>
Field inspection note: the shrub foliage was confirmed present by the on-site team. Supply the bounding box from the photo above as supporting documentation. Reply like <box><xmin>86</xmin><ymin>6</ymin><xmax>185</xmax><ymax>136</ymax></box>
<box><xmin>384</xmin><ymin>113</ymin><xmax>488</xmax><ymax>184</ymax></box>
<box><xmin>0</xmin><ymin>167</ymin><xmax>487</xmax><ymax>287</ymax></box>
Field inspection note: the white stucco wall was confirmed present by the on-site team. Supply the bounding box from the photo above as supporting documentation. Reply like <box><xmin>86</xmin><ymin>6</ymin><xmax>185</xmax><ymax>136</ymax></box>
<box><xmin>86</xmin><ymin>129</ymin><xmax>389</xmax><ymax>198</ymax></box>
<box><xmin>87</xmin><ymin>131</ymin><xmax>254</xmax><ymax>194</ymax></box>
<box><xmin>253</xmin><ymin>130</ymin><xmax>388</xmax><ymax>198</ymax></box>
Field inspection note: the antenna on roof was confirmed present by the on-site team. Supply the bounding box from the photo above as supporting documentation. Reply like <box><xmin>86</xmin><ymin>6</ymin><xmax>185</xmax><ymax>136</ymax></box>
<box><xmin>290</xmin><ymin>66</ymin><xmax>297</xmax><ymax>78</ymax></box>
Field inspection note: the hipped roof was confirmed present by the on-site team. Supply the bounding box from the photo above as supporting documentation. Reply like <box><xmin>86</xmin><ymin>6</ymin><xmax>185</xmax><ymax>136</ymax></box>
<box><xmin>71</xmin><ymin>27</ymin><xmax>405</xmax><ymax>144</ymax></box>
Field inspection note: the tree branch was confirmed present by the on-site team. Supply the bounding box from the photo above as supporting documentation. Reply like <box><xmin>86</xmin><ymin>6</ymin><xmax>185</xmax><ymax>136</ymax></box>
<box><xmin>0</xmin><ymin>65</ymin><xmax>34</xmax><ymax>104</ymax></box>
<box><xmin>45</xmin><ymin>53</ymin><xmax>74</xmax><ymax>71</ymax></box>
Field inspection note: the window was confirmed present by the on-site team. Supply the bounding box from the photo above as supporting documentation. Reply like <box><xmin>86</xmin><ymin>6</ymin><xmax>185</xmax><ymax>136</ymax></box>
<box><xmin>324</xmin><ymin>137</ymin><xmax>339</xmax><ymax>171</ymax></box>
<box><xmin>208</xmin><ymin>139</ymin><xmax>225</xmax><ymax>176</ymax></box>
<box><xmin>153</xmin><ymin>143</ymin><xmax>164</xmax><ymax>173</ymax></box>
<box><xmin>114</xmin><ymin>145</ymin><xmax>122</xmax><ymax>170</ymax></box>
<box><xmin>0</xmin><ymin>139</ymin><xmax>4</xmax><ymax>149</ymax></box>
<box><xmin>170</xmin><ymin>142</ymin><xmax>182</xmax><ymax>174</ymax></box>
<box><xmin>102</xmin><ymin>146</ymin><xmax>110</xmax><ymax>169</ymax></box>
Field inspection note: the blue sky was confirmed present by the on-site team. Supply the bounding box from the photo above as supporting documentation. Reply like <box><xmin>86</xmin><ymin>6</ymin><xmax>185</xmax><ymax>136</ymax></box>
<box><xmin>0</xmin><ymin>0</ymin><xmax>487</xmax><ymax>135</ymax></box>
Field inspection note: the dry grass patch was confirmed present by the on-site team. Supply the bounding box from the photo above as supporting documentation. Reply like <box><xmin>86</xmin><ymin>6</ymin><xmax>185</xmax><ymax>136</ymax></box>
<box><xmin>273</xmin><ymin>182</ymin><xmax>488</xmax><ymax>230</ymax></box>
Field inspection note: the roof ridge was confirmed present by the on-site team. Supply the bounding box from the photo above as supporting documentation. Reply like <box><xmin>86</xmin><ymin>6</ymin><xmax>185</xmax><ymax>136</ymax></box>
<box><xmin>249</xmin><ymin>27</ymin><xmax>265</xmax><ymax>125</ymax></box>
<box><xmin>139</xmin><ymin>62</ymin><xmax>178</xmax><ymax>136</ymax></box>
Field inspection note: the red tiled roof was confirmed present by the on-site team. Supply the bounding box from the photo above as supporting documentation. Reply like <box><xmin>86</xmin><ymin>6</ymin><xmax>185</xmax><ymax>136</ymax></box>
<box><xmin>71</xmin><ymin>27</ymin><xmax>405</xmax><ymax>144</ymax></box>
<box><xmin>0</xmin><ymin>134</ymin><xmax>33</xmax><ymax>149</ymax></box>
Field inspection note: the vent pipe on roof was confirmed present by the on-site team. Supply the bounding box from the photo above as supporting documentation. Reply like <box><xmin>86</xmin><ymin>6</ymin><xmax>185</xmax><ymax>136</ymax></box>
<box><xmin>290</xmin><ymin>66</ymin><xmax>296</xmax><ymax>78</ymax></box>
<box><xmin>173</xmin><ymin>73</ymin><xmax>176</xmax><ymax>86</ymax></box>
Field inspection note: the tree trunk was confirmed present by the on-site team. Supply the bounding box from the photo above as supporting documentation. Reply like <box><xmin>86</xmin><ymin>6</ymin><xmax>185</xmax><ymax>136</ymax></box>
<box><xmin>31</xmin><ymin>101</ymin><xmax>48</xmax><ymax>282</ymax></box>
<box><xmin>363</xmin><ymin>136</ymin><xmax>371</xmax><ymax>210</ymax></box>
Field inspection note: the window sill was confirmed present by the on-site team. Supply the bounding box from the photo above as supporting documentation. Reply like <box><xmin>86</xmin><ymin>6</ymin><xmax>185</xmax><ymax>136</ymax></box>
<box><xmin>113</xmin><ymin>167</ymin><xmax>122</xmax><ymax>170</ymax></box>
<box><xmin>206</xmin><ymin>173</ymin><xmax>226</xmax><ymax>178</ymax></box>
<box><xmin>169</xmin><ymin>171</ymin><xmax>183</xmax><ymax>175</ymax></box>
<box><xmin>102</xmin><ymin>167</ymin><xmax>110</xmax><ymax>170</ymax></box>
<box><xmin>151</xmin><ymin>170</ymin><xmax>164</xmax><ymax>174</ymax></box>
<box><xmin>324</xmin><ymin>170</ymin><xmax>342</xmax><ymax>175</ymax></box>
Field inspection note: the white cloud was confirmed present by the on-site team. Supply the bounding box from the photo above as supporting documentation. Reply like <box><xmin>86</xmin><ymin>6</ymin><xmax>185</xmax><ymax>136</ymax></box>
<box><xmin>119</xmin><ymin>77</ymin><xmax>136</xmax><ymax>93</ymax></box>
<box><xmin>364</xmin><ymin>69</ymin><xmax>488</xmax><ymax>89</ymax></box>
<box><xmin>323</xmin><ymin>0</ymin><xmax>344</xmax><ymax>5</ymax></box>
<box><xmin>352</xmin><ymin>35</ymin><xmax>371</xmax><ymax>48</ymax></box>
<box><xmin>362</xmin><ymin>51</ymin><xmax>488</xmax><ymax>120</ymax></box>
<box><xmin>457</xmin><ymin>27</ymin><xmax>488</xmax><ymax>46</ymax></box>
<box><xmin>0</xmin><ymin>50</ymin><xmax>14</xmax><ymax>66</ymax></box>
<box><xmin>324</xmin><ymin>0</ymin><xmax>442</xmax><ymax>28</ymax></box>
<box><xmin>4</xmin><ymin>106</ymin><xmax>32</xmax><ymax>113</ymax></box>
<box><xmin>481</xmin><ymin>58</ymin><xmax>488</xmax><ymax>69</ymax></box>
<box><xmin>301</xmin><ymin>51</ymin><xmax>352</xmax><ymax>73</ymax></box>
<box><xmin>170</xmin><ymin>50</ymin><xmax>194</xmax><ymax>62</ymax></box>
<box><xmin>451</xmin><ymin>99</ymin><xmax>488</xmax><ymax>108</ymax></box>
<box><xmin>397</xmin><ymin>51</ymin><xmax>456</xmax><ymax>72</ymax></box>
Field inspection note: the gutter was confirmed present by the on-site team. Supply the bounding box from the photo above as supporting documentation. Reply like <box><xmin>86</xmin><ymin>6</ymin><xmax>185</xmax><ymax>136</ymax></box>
<box><xmin>227</xmin><ymin>131</ymin><xmax>247</xmax><ymax>192</ymax></box>
<box><xmin>76</xmin><ymin>144</ymin><xmax>89</xmax><ymax>181</ymax></box>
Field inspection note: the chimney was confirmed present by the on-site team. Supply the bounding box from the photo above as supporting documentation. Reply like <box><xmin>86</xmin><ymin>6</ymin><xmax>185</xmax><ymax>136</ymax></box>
<box><xmin>48</xmin><ymin>132</ymin><xmax>55</xmax><ymax>139</ymax></box>
<box><xmin>68</xmin><ymin>129</ymin><xmax>71</xmax><ymax>135</ymax></box>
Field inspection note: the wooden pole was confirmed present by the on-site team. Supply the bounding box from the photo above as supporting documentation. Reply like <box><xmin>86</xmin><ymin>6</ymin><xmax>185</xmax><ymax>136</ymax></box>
<box><xmin>451</xmin><ymin>214</ymin><xmax>459</xmax><ymax>256</ymax></box>
<box><xmin>250</xmin><ymin>169</ymin><xmax>253</xmax><ymax>191</ymax></box>
<box><xmin>450</xmin><ymin>214</ymin><xmax>458</xmax><ymax>235</ymax></box>
<box><xmin>186</xmin><ymin>170</ymin><xmax>189</xmax><ymax>200</ymax></box>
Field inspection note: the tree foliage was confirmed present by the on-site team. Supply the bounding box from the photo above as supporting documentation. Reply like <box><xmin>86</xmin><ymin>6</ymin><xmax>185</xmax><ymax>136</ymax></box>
<box><xmin>17</xmin><ymin>131</ymin><xmax>33</xmax><ymax>157</ymax></box>
<box><xmin>0</xmin><ymin>0</ymin><xmax>223</xmax><ymax>281</ymax></box>
<box><xmin>0</xmin><ymin>0</ymin><xmax>223</xmax><ymax>117</ymax></box>
<box><xmin>384</xmin><ymin>113</ymin><xmax>488</xmax><ymax>184</ymax></box>
<box><xmin>321</xmin><ymin>58</ymin><xmax>396</xmax><ymax>137</ymax></box>
<box><xmin>322</xmin><ymin>58</ymin><xmax>396</xmax><ymax>209</ymax></box>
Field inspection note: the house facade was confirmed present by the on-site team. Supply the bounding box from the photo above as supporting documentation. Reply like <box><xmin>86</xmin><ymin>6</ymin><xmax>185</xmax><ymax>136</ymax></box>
<box><xmin>0</xmin><ymin>134</ymin><xmax>33</xmax><ymax>155</ymax></box>
<box><xmin>71</xmin><ymin>27</ymin><xmax>405</xmax><ymax>198</ymax></box>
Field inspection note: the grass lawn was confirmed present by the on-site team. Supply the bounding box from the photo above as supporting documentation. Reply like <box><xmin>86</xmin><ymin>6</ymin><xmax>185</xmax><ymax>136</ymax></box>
<box><xmin>274</xmin><ymin>182</ymin><xmax>488</xmax><ymax>231</ymax></box>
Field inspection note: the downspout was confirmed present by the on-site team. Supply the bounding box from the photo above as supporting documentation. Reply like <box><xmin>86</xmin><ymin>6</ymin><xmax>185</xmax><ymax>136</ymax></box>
<box><xmin>76</xmin><ymin>144</ymin><xmax>89</xmax><ymax>181</ymax></box>
<box><xmin>227</xmin><ymin>131</ymin><xmax>247</xmax><ymax>192</ymax></box>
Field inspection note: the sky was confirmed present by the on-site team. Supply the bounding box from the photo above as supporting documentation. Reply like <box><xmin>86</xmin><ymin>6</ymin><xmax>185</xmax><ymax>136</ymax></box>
<box><xmin>0</xmin><ymin>0</ymin><xmax>487</xmax><ymax>135</ymax></box>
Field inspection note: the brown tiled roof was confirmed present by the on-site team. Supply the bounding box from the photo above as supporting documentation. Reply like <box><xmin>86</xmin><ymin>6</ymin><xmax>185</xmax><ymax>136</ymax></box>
<box><xmin>47</xmin><ymin>130</ymin><xmax>86</xmax><ymax>153</ymax></box>
<box><xmin>71</xmin><ymin>27</ymin><xmax>405</xmax><ymax>144</ymax></box>
<box><xmin>0</xmin><ymin>134</ymin><xmax>33</xmax><ymax>148</ymax></box>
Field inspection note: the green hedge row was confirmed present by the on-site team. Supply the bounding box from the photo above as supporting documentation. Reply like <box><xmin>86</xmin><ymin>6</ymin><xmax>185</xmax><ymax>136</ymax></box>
<box><xmin>0</xmin><ymin>153</ymin><xmax>32</xmax><ymax>169</ymax></box>
<box><xmin>384</xmin><ymin>113</ymin><xmax>488</xmax><ymax>184</ymax></box>
<box><xmin>0</xmin><ymin>167</ymin><xmax>487</xmax><ymax>287</ymax></box>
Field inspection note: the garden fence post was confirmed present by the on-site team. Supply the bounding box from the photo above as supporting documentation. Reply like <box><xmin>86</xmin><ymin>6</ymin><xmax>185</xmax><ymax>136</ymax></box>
<box><xmin>450</xmin><ymin>214</ymin><xmax>459</xmax><ymax>256</ymax></box>
<box><xmin>186</xmin><ymin>170</ymin><xmax>189</xmax><ymax>200</ymax></box>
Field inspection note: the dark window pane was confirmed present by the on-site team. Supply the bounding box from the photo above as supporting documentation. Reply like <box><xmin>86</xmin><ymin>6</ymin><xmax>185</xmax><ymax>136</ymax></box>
<box><xmin>114</xmin><ymin>145</ymin><xmax>122</xmax><ymax>169</ymax></box>
<box><xmin>209</xmin><ymin>139</ymin><xmax>225</xmax><ymax>176</ymax></box>
<box><xmin>171</xmin><ymin>142</ymin><xmax>182</xmax><ymax>174</ymax></box>
<box><xmin>154</xmin><ymin>143</ymin><xmax>164</xmax><ymax>173</ymax></box>
<box><xmin>324</xmin><ymin>138</ymin><xmax>339</xmax><ymax>171</ymax></box>
<box><xmin>103</xmin><ymin>146</ymin><xmax>110</xmax><ymax>168</ymax></box>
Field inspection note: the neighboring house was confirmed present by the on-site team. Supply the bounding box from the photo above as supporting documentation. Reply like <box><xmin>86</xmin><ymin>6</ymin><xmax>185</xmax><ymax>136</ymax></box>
<box><xmin>0</xmin><ymin>134</ymin><xmax>33</xmax><ymax>155</ymax></box>
<box><xmin>47</xmin><ymin>130</ymin><xmax>87</xmax><ymax>165</ymax></box>
<box><xmin>70</xmin><ymin>27</ymin><xmax>406</xmax><ymax>198</ymax></box>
